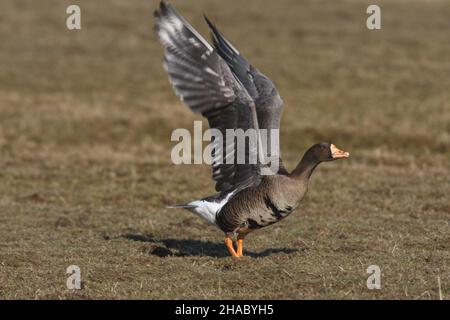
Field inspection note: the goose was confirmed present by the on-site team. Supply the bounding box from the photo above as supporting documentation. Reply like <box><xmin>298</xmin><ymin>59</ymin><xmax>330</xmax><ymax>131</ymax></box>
<box><xmin>154</xmin><ymin>2</ymin><xmax>349</xmax><ymax>257</ymax></box>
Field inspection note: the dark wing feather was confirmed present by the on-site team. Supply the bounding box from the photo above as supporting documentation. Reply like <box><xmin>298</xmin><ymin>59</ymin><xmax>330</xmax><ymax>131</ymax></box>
<box><xmin>204</xmin><ymin>16</ymin><xmax>288</xmax><ymax>174</ymax></box>
<box><xmin>154</xmin><ymin>2</ymin><xmax>261</xmax><ymax>192</ymax></box>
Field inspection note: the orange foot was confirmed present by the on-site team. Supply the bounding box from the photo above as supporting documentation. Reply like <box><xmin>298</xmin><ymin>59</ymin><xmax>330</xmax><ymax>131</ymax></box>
<box><xmin>224</xmin><ymin>236</ymin><xmax>239</xmax><ymax>258</ymax></box>
<box><xmin>237</xmin><ymin>235</ymin><xmax>245</xmax><ymax>257</ymax></box>
<box><xmin>224</xmin><ymin>235</ymin><xmax>246</xmax><ymax>258</ymax></box>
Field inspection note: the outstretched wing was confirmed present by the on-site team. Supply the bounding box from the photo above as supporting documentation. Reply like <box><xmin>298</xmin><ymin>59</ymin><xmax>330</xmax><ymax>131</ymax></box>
<box><xmin>154</xmin><ymin>2</ymin><xmax>262</xmax><ymax>192</ymax></box>
<box><xmin>205</xmin><ymin>17</ymin><xmax>287</xmax><ymax>174</ymax></box>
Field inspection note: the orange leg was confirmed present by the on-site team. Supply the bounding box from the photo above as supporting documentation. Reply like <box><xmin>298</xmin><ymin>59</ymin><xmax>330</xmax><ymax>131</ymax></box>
<box><xmin>225</xmin><ymin>236</ymin><xmax>239</xmax><ymax>258</ymax></box>
<box><xmin>237</xmin><ymin>235</ymin><xmax>245</xmax><ymax>257</ymax></box>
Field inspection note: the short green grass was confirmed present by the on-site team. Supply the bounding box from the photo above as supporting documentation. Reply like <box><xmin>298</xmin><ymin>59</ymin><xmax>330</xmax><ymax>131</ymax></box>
<box><xmin>0</xmin><ymin>0</ymin><xmax>449</xmax><ymax>299</ymax></box>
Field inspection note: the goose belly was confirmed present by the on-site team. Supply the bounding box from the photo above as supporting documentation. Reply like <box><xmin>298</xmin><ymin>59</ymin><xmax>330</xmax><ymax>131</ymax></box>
<box><xmin>216</xmin><ymin>192</ymin><xmax>296</xmax><ymax>233</ymax></box>
<box><xmin>245</xmin><ymin>196</ymin><xmax>295</xmax><ymax>230</ymax></box>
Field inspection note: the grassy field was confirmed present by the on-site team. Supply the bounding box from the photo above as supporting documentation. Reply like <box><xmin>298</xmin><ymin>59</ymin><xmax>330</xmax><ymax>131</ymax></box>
<box><xmin>0</xmin><ymin>0</ymin><xmax>449</xmax><ymax>299</ymax></box>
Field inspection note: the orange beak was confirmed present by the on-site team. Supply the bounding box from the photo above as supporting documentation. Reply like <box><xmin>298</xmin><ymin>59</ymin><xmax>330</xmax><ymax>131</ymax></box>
<box><xmin>331</xmin><ymin>144</ymin><xmax>350</xmax><ymax>159</ymax></box>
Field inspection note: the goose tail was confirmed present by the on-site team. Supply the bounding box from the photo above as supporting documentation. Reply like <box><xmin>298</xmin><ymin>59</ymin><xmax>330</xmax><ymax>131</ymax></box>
<box><xmin>166</xmin><ymin>192</ymin><xmax>235</xmax><ymax>227</ymax></box>
<box><xmin>166</xmin><ymin>203</ymin><xmax>196</xmax><ymax>209</ymax></box>
<box><xmin>167</xmin><ymin>199</ymin><xmax>219</xmax><ymax>226</ymax></box>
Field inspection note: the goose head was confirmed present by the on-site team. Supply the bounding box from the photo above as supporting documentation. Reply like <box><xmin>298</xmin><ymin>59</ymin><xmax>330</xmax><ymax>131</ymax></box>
<box><xmin>291</xmin><ymin>142</ymin><xmax>350</xmax><ymax>178</ymax></box>
<box><xmin>312</xmin><ymin>142</ymin><xmax>350</xmax><ymax>162</ymax></box>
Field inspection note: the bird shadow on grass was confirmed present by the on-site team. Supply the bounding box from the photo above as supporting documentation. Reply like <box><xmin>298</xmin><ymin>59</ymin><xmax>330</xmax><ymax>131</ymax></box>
<box><xmin>121</xmin><ymin>233</ymin><xmax>302</xmax><ymax>258</ymax></box>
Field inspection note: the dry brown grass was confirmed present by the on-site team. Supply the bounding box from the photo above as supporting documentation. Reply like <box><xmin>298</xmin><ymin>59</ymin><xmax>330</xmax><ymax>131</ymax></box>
<box><xmin>0</xmin><ymin>0</ymin><xmax>449</xmax><ymax>299</ymax></box>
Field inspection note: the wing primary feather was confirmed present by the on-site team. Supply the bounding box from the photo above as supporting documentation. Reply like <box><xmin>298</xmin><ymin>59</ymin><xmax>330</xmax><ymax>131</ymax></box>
<box><xmin>155</xmin><ymin>1</ymin><xmax>263</xmax><ymax>192</ymax></box>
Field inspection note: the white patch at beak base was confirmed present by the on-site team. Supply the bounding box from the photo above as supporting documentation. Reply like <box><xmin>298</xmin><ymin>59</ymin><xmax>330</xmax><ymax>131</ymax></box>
<box><xmin>330</xmin><ymin>144</ymin><xmax>350</xmax><ymax>159</ymax></box>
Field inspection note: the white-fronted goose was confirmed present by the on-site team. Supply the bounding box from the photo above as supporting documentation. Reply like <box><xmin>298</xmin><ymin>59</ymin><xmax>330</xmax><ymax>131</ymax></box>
<box><xmin>154</xmin><ymin>2</ymin><xmax>349</xmax><ymax>257</ymax></box>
